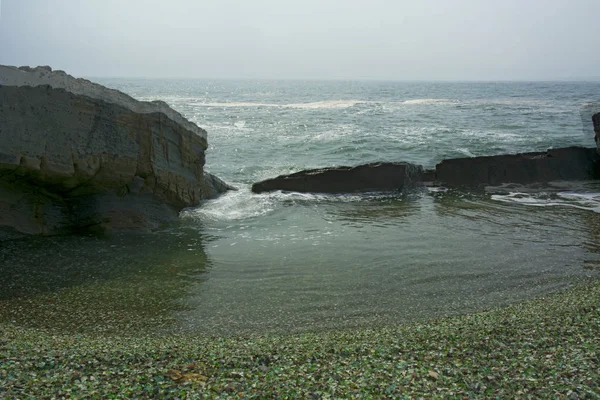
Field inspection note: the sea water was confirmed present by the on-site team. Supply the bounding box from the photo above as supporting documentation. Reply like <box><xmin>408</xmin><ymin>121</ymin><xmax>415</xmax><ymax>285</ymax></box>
<box><xmin>1</xmin><ymin>80</ymin><xmax>600</xmax><ymax>335</ymax></box>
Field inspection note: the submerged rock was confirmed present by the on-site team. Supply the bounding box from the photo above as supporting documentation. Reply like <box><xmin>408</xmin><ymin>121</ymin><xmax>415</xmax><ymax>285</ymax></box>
<box><xmin>435</xmin><ymin>147</ymin><xmax>599</xmax><ymax>187</ymax></box>
<box><xmin>0</xmin><ymin>65</ymin><xmax>233</xmax><ymax>238</ymax></box>
<box><xmin>251</xmin><ymin>162</ymin><xmax>423</xmax><ymax>194</ymax></box>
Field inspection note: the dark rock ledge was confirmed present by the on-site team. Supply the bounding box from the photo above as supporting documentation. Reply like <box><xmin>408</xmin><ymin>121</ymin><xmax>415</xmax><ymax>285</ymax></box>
<box><xmin>253</xmin><ymin>146</ymin><xmax>600</xmax><ymax>194</ymax></box>
<box><xmin>434</xmin><ymin>146</ymin><xmax>599</xmax><ymax>187</ymax></box>
<box><xmin>253</xmin><ymin>109</ymin><xmax>600</xmax><ymax>195</ymax></box>
<box><xmin>252</xmin><ymin>162</ymin><xmax>423</xmax><ymax>194</ymax></box>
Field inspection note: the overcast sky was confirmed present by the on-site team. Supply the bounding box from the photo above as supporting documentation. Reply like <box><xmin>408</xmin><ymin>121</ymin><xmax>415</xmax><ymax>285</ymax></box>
<box><xmin>1</xmin><ymin>0</ymin><xmax>599</xmax><ymax>80</ymax></box>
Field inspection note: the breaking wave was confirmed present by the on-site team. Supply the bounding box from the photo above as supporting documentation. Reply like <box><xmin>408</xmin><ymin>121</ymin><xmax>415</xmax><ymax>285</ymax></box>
<box><xmin>196</xmin><ymin>100</ymin><xmax>367</xmax><ymax>109</ymax></box>
<box><xmin>491</xmin><ymin>191</ymin><xmax>600</xmax><ymax>213</ymax></box>
<box><xmin>400</xmin><ymin>98</ymin><xmax>455</xmax><ymax>105</ymax></box>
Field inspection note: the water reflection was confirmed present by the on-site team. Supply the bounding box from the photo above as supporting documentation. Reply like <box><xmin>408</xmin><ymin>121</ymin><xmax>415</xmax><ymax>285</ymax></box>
<box><xmin>0</xmin><ymin>229</ymin><xmax>211</xmax><ymax>334</ymax></box>
<box><xmin>325</xmin><ymin>191</ymin><xmax>422</xmax><ymax>227</ymax></box>
<box><xmin>432</xmin><ymin>184</ymin><xmax>600</xmax><ymax>272</ymax></box>
<box><xmin>580</xmin><ymin>208</ymin><xmax>600</xmax><ymax>271</ymax></box>
<box><xmin>174</xmin><ymin>187</ymin><xmax>599</xmax><ymax>336</ymax></box>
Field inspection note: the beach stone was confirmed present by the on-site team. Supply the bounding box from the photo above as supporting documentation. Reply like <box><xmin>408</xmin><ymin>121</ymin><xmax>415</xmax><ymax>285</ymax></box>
<box><xmin>0</xmin><ymin>65</ymin><xmax>233</xmax><ymax>237</ymax></box>
<box><xmin>435</xmin><ymin>147</ymin><xmax>599</xmax><ymax>187</ymax></box>
<box><xmin>252</xmin><ymin>162</ymin><xmax>423</xmax><ymax>194</ymax></box>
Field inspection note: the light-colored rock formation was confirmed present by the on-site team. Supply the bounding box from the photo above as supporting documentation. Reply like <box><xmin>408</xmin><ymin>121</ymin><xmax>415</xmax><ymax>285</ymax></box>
<box><xmin>0</xmin><ymin>65</ymin><xmax>206</xmax><ymax>142</ymax></box>
<box><xmin>0</xmin><ymin>65</ymin><xmax>233</xmax><ymax>239</ymax></box>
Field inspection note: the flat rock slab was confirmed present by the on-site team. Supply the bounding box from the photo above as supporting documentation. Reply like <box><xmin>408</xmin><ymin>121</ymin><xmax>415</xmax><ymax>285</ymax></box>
<box><xmin>435</xmin><ymin>147</ymin><xmax>599</xmax><ymax>187</ymax></box>
<box><xmin>252</xmin><ymin>162</ymin><xmax>423</xmax><ymax>194</ymax></box>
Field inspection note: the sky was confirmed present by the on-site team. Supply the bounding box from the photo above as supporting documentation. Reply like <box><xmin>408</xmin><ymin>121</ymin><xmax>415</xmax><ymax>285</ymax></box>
<box><xmin>0</xmin><ymin>0</ymin><xmax>599</xmax><ymax>80</ymax></box>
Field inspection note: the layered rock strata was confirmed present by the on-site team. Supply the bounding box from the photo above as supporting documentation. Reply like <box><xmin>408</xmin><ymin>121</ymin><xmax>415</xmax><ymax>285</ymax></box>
<box><xmin>0</xmin><ymin>65</ymin><xmax>232</xmax><ymax>238</ymax></box>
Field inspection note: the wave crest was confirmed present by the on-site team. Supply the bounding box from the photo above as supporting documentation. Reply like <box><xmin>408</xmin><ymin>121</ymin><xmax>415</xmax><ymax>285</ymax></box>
<box><xmin>196</xmin><ymin>100</ymin><xmax>365</xmax><ymax>109</ymax></box>
<box><xmin>491</xmin><ymin>191</ymin><xmax>600</xmax><ymax>213</ymax></box>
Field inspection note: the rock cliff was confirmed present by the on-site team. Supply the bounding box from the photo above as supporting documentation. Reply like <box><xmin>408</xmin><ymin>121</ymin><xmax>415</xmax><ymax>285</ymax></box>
<box><xmin>0</xmin><ymin>65</ymin><xmax>232</xmax><ymax>239</ymax></box>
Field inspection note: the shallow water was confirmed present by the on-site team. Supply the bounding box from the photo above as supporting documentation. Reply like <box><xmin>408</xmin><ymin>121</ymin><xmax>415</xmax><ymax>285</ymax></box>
<box><xmin>2</xmin><ymin>185</ymin><xmax>600</xmax><ymax>335</ymax></box>
<box><xmin>175</xmin><ymin>184</ymin><xmax>600</xmax><ymax>334</ymax></box>
<box><xmin>1</xmin><ymin>80</ymin><xmax>600</xmax><ymax>335</ymax></box>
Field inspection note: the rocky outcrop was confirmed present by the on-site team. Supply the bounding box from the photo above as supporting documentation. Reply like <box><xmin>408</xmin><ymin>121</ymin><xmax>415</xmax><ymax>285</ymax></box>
<box><xmin>0</xmin><ymin>65</ymin><xmax>233</xmax><ymax>238</ymax></box>
<box><xmin>251</xmin><ymin>162</ymin><xmax>423</xmax><ymax>194</ymax></box>
<box><xmin>253</xmin><ymin>147</ymin><xmax>599</xmax><ymax>195</ymax></box>
<box><xmin>252</xmin><ymin>110</ymin><xmax>600</xmax><ymax>195</ymax></box>
<box><xmin>594</xmin><ymin>112</ymin><xmax>600</xmax><ymax>149</ymax></box>
<box><xmin>0</xmin><ymin>65</ymin><xmax>206</xmax><ymax>141</ymax></box>
<box><xmin>434</xmin><ymin>147</ymin><xmax>599</xmax><ymax>187</ymax></box>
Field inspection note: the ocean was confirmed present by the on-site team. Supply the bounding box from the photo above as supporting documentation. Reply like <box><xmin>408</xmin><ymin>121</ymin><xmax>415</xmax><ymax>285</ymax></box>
<box><xmin>2</xmin><ymin>79</ymin><xmax>600</xmax><ymax>335</ymax></box>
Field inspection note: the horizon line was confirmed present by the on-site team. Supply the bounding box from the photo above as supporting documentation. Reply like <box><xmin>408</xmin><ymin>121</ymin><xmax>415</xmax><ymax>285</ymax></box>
<box><xmin>84</xmin><ymin>75</ymin><xmax>600</xmax><ymax>83</ymax></box>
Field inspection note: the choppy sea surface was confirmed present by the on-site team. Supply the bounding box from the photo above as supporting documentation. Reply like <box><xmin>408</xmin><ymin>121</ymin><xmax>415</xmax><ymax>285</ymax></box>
<box><xmin>2</xmin><ymin>80</ymin><xmax>600</xmax><ymax>335</ymax></box>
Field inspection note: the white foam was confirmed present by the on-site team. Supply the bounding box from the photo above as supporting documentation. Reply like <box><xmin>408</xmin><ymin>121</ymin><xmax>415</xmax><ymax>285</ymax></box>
<box><xmin>308</xmin><ymin>124</ymin><xmax>358</xmax><ymax>142</ymax></box>
<box><xmin>182</xmin><ymin>187</ymin><xmax>276</xmax><ymax>222</ymax></box>
<box><xmin>197</xmin><ymin>101</ymin><xmax>272</xmax><ymax>108</ymax></box>
<box><xmin>286</xmin><ymin>100</ymin><xmax>363</xmax><ymax>109</ymax></box>
<box><xmin>491</xmin><ymin>191</ymin><xmax>600</xmax><ymax>213</ymax></box>
<box><xmin>181</xmin><ymin>183</ymin><xmax>400</xmax><ymax>223</ymax></box>
<box><xmin>233</xmin><ymin>120</ymin><xmax>253</xmax><ymax>131</ymax></box>
<box><xmin>194</xmin><ymin>100</ymin><xmax>366</xmax><ymax>109</ymax></box>
<box><xmin>181</xmin><ymin>187</ymin><xmax>328</xmax><ymax>223</ymax></box>
<box><xmin>427</xmin><ymin>187</ymin><xmax>449</xmax><ymax>193</ymax></box>
<box><xmin>388</xmin><ymin>98</ymin><xmax>559</xmax><ymax>109</ymax></box>
<box><xmin>271</xmin><ymin>191</ymin><xmax>368</xmax><ymax>203</ymax></box>
<box><xmin>456</xmin><ymin>148</ymin><xmax>476</xmax><ymax>157</ymax></box>
<box><xmin>401</xmin><ymin>98</ymin><xmax>454</xmax><ymax>105</ymax></box>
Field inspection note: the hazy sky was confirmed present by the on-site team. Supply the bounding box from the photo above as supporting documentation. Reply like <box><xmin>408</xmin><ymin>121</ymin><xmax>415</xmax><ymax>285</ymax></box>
<box><xmin>1</xmin><ymin>0</ymin><xmax>599</xmax><ymax>80</ymax></box>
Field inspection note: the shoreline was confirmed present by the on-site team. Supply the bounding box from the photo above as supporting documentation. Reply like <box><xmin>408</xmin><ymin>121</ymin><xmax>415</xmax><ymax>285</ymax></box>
<box><xmin>2</xmin><ymin>277</ymin><xmax>598</xmax><ymax>398</ymax></box>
